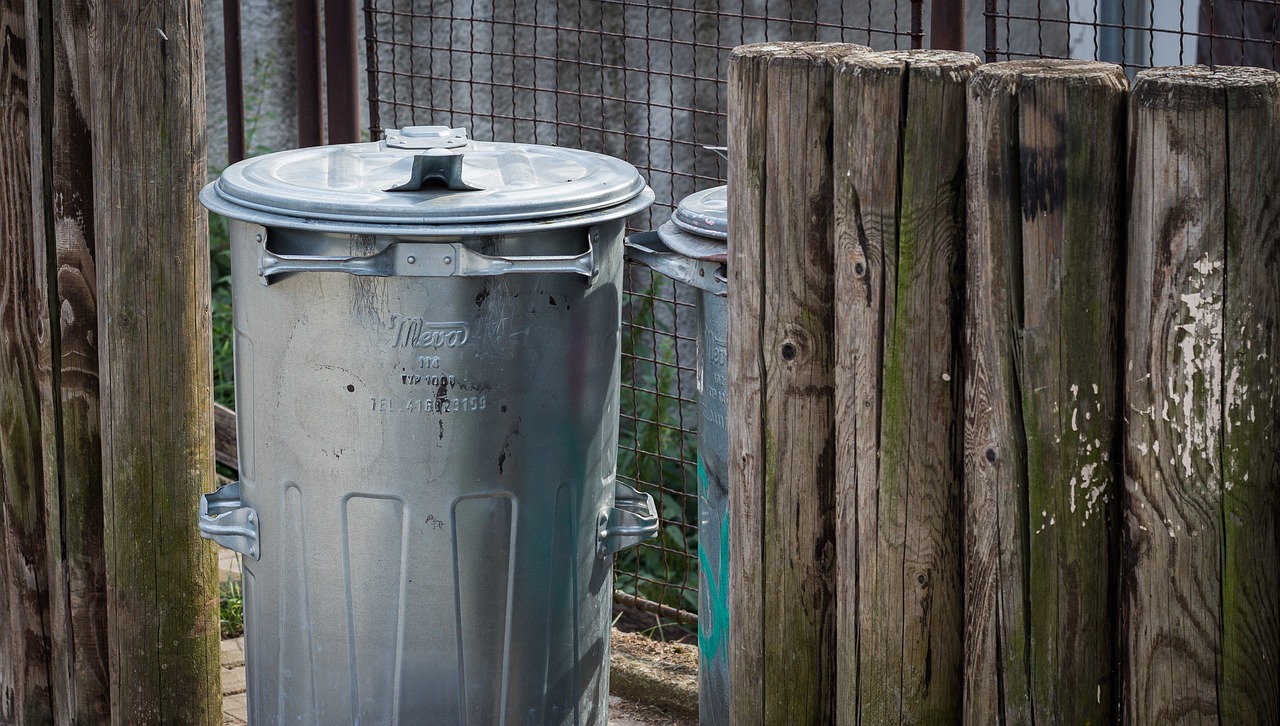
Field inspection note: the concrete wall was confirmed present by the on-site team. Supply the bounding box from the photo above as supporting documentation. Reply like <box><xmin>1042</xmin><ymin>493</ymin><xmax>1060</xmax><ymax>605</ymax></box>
<box><xmin>203</xmin><ymin>0</ymin><xmax>299</xmax><ymax>172</ymax></box>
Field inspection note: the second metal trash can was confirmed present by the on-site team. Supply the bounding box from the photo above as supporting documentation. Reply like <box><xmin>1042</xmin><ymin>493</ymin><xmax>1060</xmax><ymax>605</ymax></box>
<box><xmin>198</xmin><ymin>126</ymin><xmax>658</xmax><ymax>725</ymax></box>
<box><xmin>624</xmin><ymin>185</ymin><xmax>729</xmax><ymax>726</ymax></box>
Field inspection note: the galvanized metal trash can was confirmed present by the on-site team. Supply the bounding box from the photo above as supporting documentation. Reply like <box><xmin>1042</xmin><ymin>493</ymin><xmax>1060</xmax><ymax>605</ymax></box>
<box><xmin>623</xmin><ymin>185</ymin><xmax>728</xmax><ymax>726</ymax></box>
<box><xmin>197</xmin><ymin>126</ymin><xmax>659</xmax><ymax>725</ymax></box>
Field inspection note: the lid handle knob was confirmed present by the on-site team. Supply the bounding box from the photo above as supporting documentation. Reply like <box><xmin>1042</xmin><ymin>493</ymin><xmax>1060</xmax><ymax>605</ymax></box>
<box><xmin>384</xmin><ymin>150</ymin><xmax>483</xmax><ymax>193</ymax></box>
<box><xmin>384</xmin><ymin>126</ymin><xmax>470</xmax><ymax>149</ymax></box>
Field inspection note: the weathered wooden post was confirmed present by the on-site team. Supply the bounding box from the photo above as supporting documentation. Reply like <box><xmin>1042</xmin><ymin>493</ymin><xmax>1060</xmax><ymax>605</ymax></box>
<box><xmin>727</xmin><ymin>40</ymin><xmax>866</xmax><ymax>725</ymax></box>
<box><xmin>1123</xmin><ymin>66</ymin><xmax>1280</xmax><ymax>722</ymax></box>
<box><xmin>832</xmin><ymin>49</ymin><xmax>977</xmax><ymax>724</ymax></box>
<box><xmin>963</xmin><ymin>60</ymin><xmax>1128</xmax><ymax>723</ymax></box>
<box><xmin>90</xmin><ymin>0</ymin><xmax>222</xmax><ymax>722</ymax></box>
<box><xmin>1</xmin><ymin>2</ymin><xmax>59</xmax><ymax>721</ymax></box>
<box><xmin>3</xmin><ymin>0</ymin><xmax>113</xmax><ymax>720</ymax></box>
<box><xmin>28</xmin><ymin>0</ymin><xmax>114</xmax><ymax>721</ymax></box>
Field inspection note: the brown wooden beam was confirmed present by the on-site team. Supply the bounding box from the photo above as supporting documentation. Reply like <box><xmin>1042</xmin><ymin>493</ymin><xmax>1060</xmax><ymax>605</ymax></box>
<box><xmin>295</xmin><ymin>0</ymin><xmax>324</xmax><ymax>146</ymax></box>
<box><xmin>324</xmin><ymin>0</ymin><xmax>360</xmax><ymax>143</ymax></box>
<box><xmin>89</xmin><ymin>0</ymin><xmax>222</xmax><ymax>719</ymax></box>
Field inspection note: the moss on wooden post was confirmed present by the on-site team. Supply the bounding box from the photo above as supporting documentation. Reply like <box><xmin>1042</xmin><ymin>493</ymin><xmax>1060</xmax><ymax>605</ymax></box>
<box><xmin>89</xmin><ymin>0</ymin><xmax>222</xmax><ymax>722</ymax></box>
<box><xmin>1124</xmin><ymin>66</ymin><xmax>1280</xmax><ymax>722</ymax></box>
<box><xmin>727</xmin><ymin>40</ymin><xmax>867</xmax><ymax>725</ymax></box>
<box><xmin>963</xmin><ymin>59</ymin><xmax>1128</xmax><ymax>724</ymax></box>
<box><xmin>833</xmin><ymin>49</ymin><xmax>977</xmax><ymax>725</ymax></box>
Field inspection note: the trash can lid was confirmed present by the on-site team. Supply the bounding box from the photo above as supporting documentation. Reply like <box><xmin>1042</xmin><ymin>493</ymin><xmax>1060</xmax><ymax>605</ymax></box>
<box><xmin>672</xmin><ymin>185</ymin><xmax>727</xmax><ymax>240</ymax></box>
<box><xmin>205</xmin><ymin>127</ymin><xmax>649</xmax><ymax>226</ymax></box>
<box><xmin>657</xmin><ymin>185</ymin><xmax>728</xmax><ymax>262</ymax></box>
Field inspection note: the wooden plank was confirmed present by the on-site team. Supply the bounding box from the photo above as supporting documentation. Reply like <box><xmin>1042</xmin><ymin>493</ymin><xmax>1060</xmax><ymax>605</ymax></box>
<box><xmin>1123</xmin><ymin>66</ymin><xmax>1280</xmax><ymax>723</ymax></box>
<box><xmin>833</xmin><ymin>50</ymin><xmax>906</xmax><ymax>724</ymax></box>
<box><xmin>0</xmin><ymin>0</ymin><xmax>57</xmax><ymax>721</ymax></box>
<box><xmin>727</xmin><ymin>40</ymin><xmax>866</xmax><ymax>726</ymax></box>
<box><xmin>1218</xmin><ymin>67</ymin><xmax>1280</xmax><ymax>723</ymax></box>
<box><xmin>961</xmin><ymin>63</ymin><xmax>1031</xmax><ymax>723</ymax></box>
<box><xmin>88</xmin><ymin>0</ymin><xmax>222</xmax><ymax>721</ymax></box>
<box><xmin>963</xmin><ymin>60</ymin><xmax>1127</xmax><ymax>724</ymax></box>
<box><xmin>31</xmin><ymin>0</ymin><xmax>112</xmax><ymax>719</ymax></box>
<box><xmin>1016</xmin><ymin>60</ymin><xmax>1126</xmax><ymax>724</ymax></box>
<box><xmin>726</xmin><ymin>42</ymin><xmax>769</xmax><ymax>726</ymax></box>
<box><xmin>833</xmin><ymin>49</ymin><xmax>977</xmax><ymax>725</ymax></box>
<box><xmin>214</xmin><ymin>402</ymin><xmax>238</xmax><ymax>472</ymax></box>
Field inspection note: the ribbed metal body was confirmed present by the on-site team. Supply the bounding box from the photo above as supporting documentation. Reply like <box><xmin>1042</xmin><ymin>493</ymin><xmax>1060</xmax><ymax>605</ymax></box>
<box><xmin>229</xmin><ymin>220</ymin><xmax>623</xmax><ymax>725</ymax></box>
<box><xmin>197</xmin><ymin>129</ymin><xmax>657</xmax><ymax>725</ymax></box>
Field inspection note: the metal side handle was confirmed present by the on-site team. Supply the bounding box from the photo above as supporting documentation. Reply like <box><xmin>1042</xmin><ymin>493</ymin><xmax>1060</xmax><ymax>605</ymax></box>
<box><xmin>597</xmin><ymin>480</ymin><xmax>660</xmax><ymax>558</ymax></box>
<box><xmin>258</xmin><ymin>230</ymin><xmax>599</xmax><ymax>284</ymax></box>
<box><xmin>624</xmin><ymin>231</ymin><xmax>726</xmax><ymax>296</ymax></box>
<box><xmin>198</xmin><ymin>482</ymin><xmax>260</xmax><ymax>560</ymax></box>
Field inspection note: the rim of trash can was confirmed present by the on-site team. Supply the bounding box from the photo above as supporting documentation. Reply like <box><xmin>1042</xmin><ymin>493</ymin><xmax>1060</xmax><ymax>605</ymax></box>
<box><xmin>207</xmin><ymin>133</ymin><xmax>650</xmax><ymax>226</ymax></box>
<box><xmin>201</xmin><ymin>184</ymin><xmax>656</xmax><ymax>237</ymax></box>
<box><xmin>671</xmin><ymin>185</ymin><xmax>727</xmax><ymax>241</ymax></box>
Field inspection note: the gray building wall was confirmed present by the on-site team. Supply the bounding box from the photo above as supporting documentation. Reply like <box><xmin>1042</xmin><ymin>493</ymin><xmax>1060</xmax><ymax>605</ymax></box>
<box><xmin>204</xmin><ymin>0</ymin><xmax>300</xmax><ymax>172</ymax></box>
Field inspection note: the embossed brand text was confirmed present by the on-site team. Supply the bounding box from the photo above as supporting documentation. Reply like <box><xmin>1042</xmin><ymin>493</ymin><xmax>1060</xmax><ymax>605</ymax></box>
<box><xmin>388</xmin><ymin>314</ymin><xmax>470</xmax><ymax>349</ymax></box>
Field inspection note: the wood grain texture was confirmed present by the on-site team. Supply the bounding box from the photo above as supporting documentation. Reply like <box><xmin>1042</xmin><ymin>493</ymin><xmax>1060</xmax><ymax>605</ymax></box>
<box><xmin>963</xmin><ymin>60</ymin><xmax>1127</xmax><ymax>725</ymax></box>
<box><xmin>0</xmin><ymin>0</ymin><xmax>58</xmax><ymax>721</ymax></box>
<box><xmin>727</xmin><ymin>40</ymin><xmax>867</xmax><ymax>726</ymax></box>
<box><xmin>834</xmin><ymin>51</ymin><xmax>906</xmax><ymax>726</ymax></box>
<box><xmin>1217</xmin><ymin>67</ymin><xmax>1280</xmax><ymax>724</ymax></box>
<box><xmin>1123</xmin><ymin>66</ymin><xmax>1280</xmax><ymax>724</ymax></box>
<box><xmin>727</xmin><ymin>44</ymin><xmax>768</xmax><ymax>726</ymax></box>
<box><xmin>833</xmin><ymin>49</ymin><xmax>977</xmax><ymax>725</ymax></box>
<box><xmin>88</xmin><ymin>0</ymin><xmax>221</xmax><ymax>721</ymax></box>
<box><xmin>29</xmin><ymin>0</ymin><xmax>112</xmax><ymax>719</ymax></box>
<box><xmin>214</xmin><ymin>402</ymin><xmax>238</xmax><ymax>472</ymax></box>
<box><xmin>962</xmin><ymin>65</ymin><xmax>1032</xmax><ymax>724</ymax></box>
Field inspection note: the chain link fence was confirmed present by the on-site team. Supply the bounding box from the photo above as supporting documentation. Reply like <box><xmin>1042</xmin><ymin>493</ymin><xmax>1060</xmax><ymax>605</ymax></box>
<box><xmin>984</xmin><ymin>0</ymin><xmax>1279</xmax><ymax>69</ymax></box>
<box><xmin>360</xmin><ymin>0</ymin><xmax>1274</xmax><ymax>629</ymax></box>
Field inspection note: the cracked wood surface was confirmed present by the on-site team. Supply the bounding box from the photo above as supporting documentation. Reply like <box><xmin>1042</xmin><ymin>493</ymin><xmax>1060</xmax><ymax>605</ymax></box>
<box><xmin>963</xmin><ymin>60</ymin><xmax>1127</xmax><ymax>724</ymax></box>
<box><xmin>833</xmin><ymin>49</ymin><xmax>977</xmax><ymax>725</ymax></box>
<box><xmin>727</xmin><ymin>41</ymin><xmax>867</xmax><ymax>726</ymax></box>
<box><xmin>90</xmin><ymin>0</ymin><xmax>222</xmax><ymax>721</ymax></box>
<box><xmin>1</xmin><ymin>0</ymin><xmax>58</xmax><ymax>720</ymax></box>
<box><xmin>1123</xmin><ymin>66</ymin><xmax>1280</xmax><ymax>723</ymax></box>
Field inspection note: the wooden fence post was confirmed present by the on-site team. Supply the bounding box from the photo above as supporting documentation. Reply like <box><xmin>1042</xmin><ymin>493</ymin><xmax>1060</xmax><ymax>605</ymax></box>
<box><xmin>28</xmin><ymin>0</ymin><xmax>113</xmax><ymax>720</ymax></box>
<box><xmin>1124</xmin><ymin>66</ymin><xmax>1280</xmax><ymax>722</ymax></box>
<box><xmin>1</xmin><ymin>0</ymin><xmax>58</xmax><ymax>720</ymax></box>
<box><xmin>963</xmin><ymin>60</ymin><xmax>1128</xmax><ymax>723</ymax></box>
<box><xmin>89</xmin><ymin>0</ymin><xmax>222</xmax><ymax>721</ymax></box>
<box><xmin>832</xmin><ymin>49</ymin><xmax>978</xmax><ymax>724</ymax></box>
<box><xmin>727</xmin><ymin>40</ymin><xmax>866</xmax><ymax>725</ymax></box>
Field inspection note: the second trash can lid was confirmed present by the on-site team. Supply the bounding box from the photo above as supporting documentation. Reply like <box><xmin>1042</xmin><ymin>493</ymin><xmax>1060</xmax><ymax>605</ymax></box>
<box><xmin>658</xmin><ymin>185</ymin><xmax>728</xmax><ymax>263</ymax></box>
<box><xmin>671</xmin><ymin>185</ymin><xmax>727</xmax><ymax>240</ymax></box>
<box><xmin>205</xmin><ymin>126</ymin><xmax>650</xmax><ymax>227</ymax></box>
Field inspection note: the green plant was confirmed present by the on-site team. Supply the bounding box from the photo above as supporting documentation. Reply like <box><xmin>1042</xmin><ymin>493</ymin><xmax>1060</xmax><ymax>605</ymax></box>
<box><xmin>209</xmin><ymin>212</ymin><xmax>235</xmax><ymax>411</ymax></box>
<box><xmin>209</xmin><ymin>51</ymin><xmax>283</xmax><ymax>414</ymax></box>
<box><xmin>614</xmin><ymin>271</ymin><xmax>700</xmax><ymax>614</ymax></box>
<box><xmin>219</xmin><ymin>570</ymin><xmax>244</xmax><ymax>640</ymax></box>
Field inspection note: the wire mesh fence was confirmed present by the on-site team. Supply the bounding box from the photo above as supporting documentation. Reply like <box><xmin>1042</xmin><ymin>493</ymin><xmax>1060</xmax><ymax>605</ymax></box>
<box><xmin>984</xmin><ymin>0</ymin><xmax>1280</xmax><ymax>70</ymax></box>
<box><xmin>360</xmin><ymin>0</ymin><xmax>1276</xmax><ymax>629</ymax></box>
<box><xmin>362</xmin><ymin>0</ymin><xmax>921</xmax><ymax>627</ymax></box>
